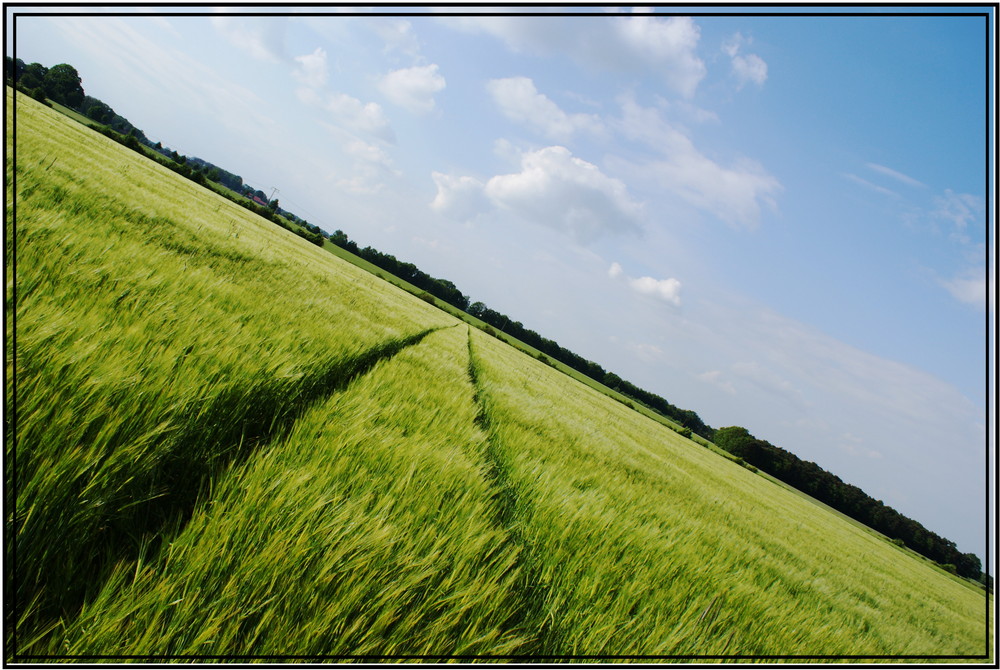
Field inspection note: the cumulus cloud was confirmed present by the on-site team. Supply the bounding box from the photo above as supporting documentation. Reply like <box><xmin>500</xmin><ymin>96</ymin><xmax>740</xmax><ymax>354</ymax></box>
<box><xmin>612</xmin><ymin>98</ymin><xmax>781</xmax><ymax>228</ymax></box>
<box><xmin>293</xmin><ymin>47</ymin><xmax>328</xmax><ymax>88</ymax></box>
<box><xmin>630</xmin><ymin>275</ymin><xmax>683</xmax><ymax>305</ymax></box>
<box><xmin>613</xmin><ymin>15</ymin><xmax>706</xmax><ymax>97</ymax></box>
<box><xmin>722</xmin><ymin>32</ymin><xmax>767</xmax><ymax>88</ymax></box>
<box><xmin>484</xmin><ymin>146</ymin><xmax>643</xmax><ymax>242</ymax></box>
<box><xmin>298</xmin><ymin>88</ymin><xmax>395</xmax><ymax>144</ymax></box>
<box><xmin>379</xmin><ymin>64</ymin><xmax>446</xmax><ymax>114</ymax></box>
<box><xmin>430</xmin><ymin>172</ymin><xmax>489</xmax><ymax>221</ymax></box>
<box><xmin>609</xmin><ymin>261</ymin><xmax>682</xmax><ymax>306</ymax></box>
<box><xmin>487</xmin><ymin>77</ymin><xmax>604</xmax><ymax>142</ymax></box>
<box><xmin>444</xmin><ymin>14</ymin><xmax>706</xmax><ymax>98</ymax></box>
<box><xmin>431</xmin><ymin>146</ymin><xmax>643</xmax><ymax>242</ymax></box>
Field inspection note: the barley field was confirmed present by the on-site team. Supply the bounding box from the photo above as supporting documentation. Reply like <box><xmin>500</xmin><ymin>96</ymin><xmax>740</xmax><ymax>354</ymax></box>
<box><xmin>6</xmin><ymin>86</ymin><xmax>991</xmax><ymax>661</ymax></box>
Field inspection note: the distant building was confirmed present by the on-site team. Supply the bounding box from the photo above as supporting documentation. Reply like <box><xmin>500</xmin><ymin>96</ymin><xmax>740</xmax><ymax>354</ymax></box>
<box><xmin>252</xmin><ymin>196</ymin><xmax>267</xmax><ymax>206</ymax></box>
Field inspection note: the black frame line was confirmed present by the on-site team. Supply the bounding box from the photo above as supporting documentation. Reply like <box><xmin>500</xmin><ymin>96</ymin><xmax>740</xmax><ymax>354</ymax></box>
<box><xmin>4</xmin><ymin>2</ymin><xmax>995</xmax><ymax>665</ymax></box>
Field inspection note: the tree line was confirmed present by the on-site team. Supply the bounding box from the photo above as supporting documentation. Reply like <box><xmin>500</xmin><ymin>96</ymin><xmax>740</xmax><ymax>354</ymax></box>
<box><xmin>10</xmin><ymin>58</ymin><xmax>984</xmax><ymax>586</ymax></box>
<box><xmin>328</xmin><ymin>230</ymin><xmax>471</xmax><ymax>311</ymax></box>
<box><xmin>713</xmin><ymin>426</ymin><xmax>985</xmax><ymax>583</ymax></box>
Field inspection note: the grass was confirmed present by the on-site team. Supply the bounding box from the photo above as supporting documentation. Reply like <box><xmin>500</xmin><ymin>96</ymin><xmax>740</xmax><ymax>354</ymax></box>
<box><xmin>466</xmin><ymin>328</ymin><xmax>987</xmax><ymax>657</ymax></box>
<box><xmin>7</xmin><ymin>86</ymin><xmax>992</xmax><ymax>661</ymax></box>
<box><xmin>7</xmin><ymin>86</ymin><xmax>453</xmax><ymax>646</ymax></box>
<box><xmin>45</xmin><ymin>328</ymin><xmax>531</xmax><ymax>657</ymax></box>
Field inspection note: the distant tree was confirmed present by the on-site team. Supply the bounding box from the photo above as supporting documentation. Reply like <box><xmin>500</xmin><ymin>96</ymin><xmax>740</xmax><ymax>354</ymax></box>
<box><xmin>19</xmin><ymin>62</ymin><xmax>47</xmax><ymax>90</ymax></box>
<box><xmin>85</xmin><ymin>102</ymin><xmax>113</xmax><ymax>124</ymax></box>
<box><xmin>43</xmin><ymin>63</ymin><xmax>84</xmax><ymax>108</ymax></box>
<box><xmin>604</xmin><ymin>372</ymin><xmax>623</xmax><ymax>391</ymax></box>
<box><xmin>4</xmin><ymin>56</ymin><xmax>23</xmax><ymax>83</ymax></box>
<box><xmin>29</xmin><ymin>87</ymin><xmax>49</xmax><ymax>105</ymax></box>
<box><xmin>268</xmin><ymin>198</ymin><xmax>279</xmax><ymax>212</ymax></box>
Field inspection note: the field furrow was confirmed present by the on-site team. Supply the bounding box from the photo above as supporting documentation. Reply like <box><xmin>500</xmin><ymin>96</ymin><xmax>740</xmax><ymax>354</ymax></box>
<box><xmin>465</xmin><ymin>328</ymin><xmax>560</xmax><ymax>656</ymax></box>
<box><xmin>46</xmin><ymin>327</ymin><xmax>530</xmax><ymax>658</ymax></box>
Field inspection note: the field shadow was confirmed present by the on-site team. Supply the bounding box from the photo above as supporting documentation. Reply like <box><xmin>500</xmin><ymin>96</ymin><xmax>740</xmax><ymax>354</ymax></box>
<box><xmin>12</xmin><ymin>326</ymin><xmax>443</xmax><ymax>655</ymax></box>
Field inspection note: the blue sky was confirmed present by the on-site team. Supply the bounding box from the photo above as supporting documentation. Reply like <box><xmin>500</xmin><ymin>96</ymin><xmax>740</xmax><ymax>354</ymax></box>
<box><xmin>8</xmin><ymin>5</ymin><xmax>993</xmax><ymax>560</ymax></box>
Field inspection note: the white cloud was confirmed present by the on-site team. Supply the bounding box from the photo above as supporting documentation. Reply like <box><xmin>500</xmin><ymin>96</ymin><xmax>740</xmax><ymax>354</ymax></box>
<box><xmin>309</xmin><ymin>124</ymin><xmax>400</xmax><ymax>195</ymax></box>
<box><xmin>629</xmin><ymin>275</ymin><xmax>683</xmax><ymax>306</ymax></box>
<box><xmin>866</xmin><ymin>162</ymin><xmax>925</xmax><ymax>188</ymax></box>
<box><xmin>698</xmin><ymin>370</ymin><xmax>737</xmax><ymax>395</ymax></box>
<box><xmin>940</xmin><ymin>270</ymin><xmax>988</xmax><ymax>309</ymax></box>
<box><xmin>933</xmin><ymin>189</ymin><xmax>984</xmax><ymax>244</ymax></box>
<box><xmin>612</xmin><ymin>98</ymin><xmax>781</xmax><ymax>228</ymax></box>
<box><xmin>487</xmin><ymin>77</ymin><xmax>604</xmax><ymax>142</ymax></box>
<box><xmin>430</xmin><ymin>172</ymin><xmax>489</xmax><ymax>221</ymax></box>
<box><xmin>609</xmin><ymin>262</ymin><xmax>682</xmax><ymax>306</ymax></box>
<box><xmin>844</xmin><ymin>173</ymin><xmax>899</xmax><ymax>199</ymax></box>
<box><xmin>613</xmin><ymin>15</ymin><xmax>706</xmax><ymax>98</ymax></box>
<box><xmin>629</xmin><ymin>342</ymin><xmax>665</xmax><ymax>362</ymax></box>
<box><xmin>343</xmin><ymin>138</ymin><xmax>400</xmax><ymax>192</ymax></box>
<box><xmin>301</xmin><ymin>90</ymin><xmax>395</xmax><ymax>144</ymax></box>
<box><xmin>370</xmin><ymin>18</ymin><xmax>421</xmax><ymax>57</ymax></box>
<box><xmin>722</xmin><ymin>32</ymin><xmax>767</xmax><ymax>88</ymax></box>
<box><xmin>293</xmin><ymin>47</ymin><xmax>328</xmax><ymax>89</ymax></box>
<box><xmin>344</xmin><ymin>138</ymin><xmax>395</xmax><ymax>168</ymax></box>
<box><xmin>721</xmin><ymin>32</ymin><xmax>746</xmax><ymax>58</ymax></box>
<box><xmin>379</xmin><ymin>64</ymin><xmax>446</xmax><ymax>114</ymax></box>
<box><xmin>444</xmin><ymin>15</ymin><xmax>706</xmax><ymax>98</ymax></box>
<box><xmin>732</xmin><ymin>53</ymin><xmax>768</xmax><ymax>88</ymax></box>
<box><xmin>484</xmin><ymin>146</ymin><xmax>644</xmax><ymax>242</ymax></box>
<box><xmin>210</xmin><ymin>14</ymin><xmax>285</xmax><ymax>63</ymax></box>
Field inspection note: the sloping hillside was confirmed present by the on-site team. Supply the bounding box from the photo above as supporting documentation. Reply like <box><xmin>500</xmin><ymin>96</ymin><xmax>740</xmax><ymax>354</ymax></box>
<box><xmin>6</xmin><ymin>87</ymin><xmax>989</xmax><ymax>661</ymax></box>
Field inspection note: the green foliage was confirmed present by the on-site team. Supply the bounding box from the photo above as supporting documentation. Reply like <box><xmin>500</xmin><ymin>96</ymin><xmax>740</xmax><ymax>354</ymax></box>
<box><xmin>19</xmin><ymin>61</ymin><xmax>47</xmax><ymax>90</ymax></box>
<box><xmin>28</xmin><ymin>87</ymin><xmax>48</xmax><ymax>106</ymax></box>
<box><xmin>42</xmin><ymin>63</ymin><xmax>84</xmax><ymax>108</ymax></box>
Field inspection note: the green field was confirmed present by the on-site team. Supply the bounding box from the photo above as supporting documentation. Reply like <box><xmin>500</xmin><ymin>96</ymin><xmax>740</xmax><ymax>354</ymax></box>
<box><xmin>6</xmin><ymin>86</ymin><xmax>991</xmax><ymax>661</ymax></box>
